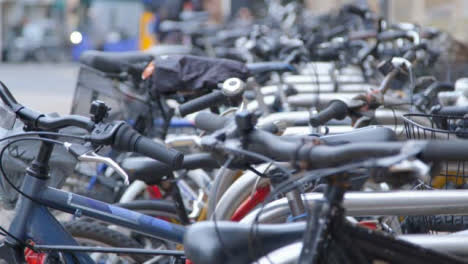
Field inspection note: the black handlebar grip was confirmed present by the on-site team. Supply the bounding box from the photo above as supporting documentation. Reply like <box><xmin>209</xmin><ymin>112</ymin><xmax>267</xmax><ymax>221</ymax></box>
<box><xmin>114</xmin><ymin>123</ymin><xmax>184</xmax><ymax>169</ymax></box>
<box><xmin>178</xmin><ymin>90</ymin><xmax>228</xmax><ymax>117</ymax></box>
<box><xmin>194</xmin><ymin>112</ymin><xmax>230</xmax><ymax>132</ymax></box>
<box><xmin>309</xmin><ymin>100</ymin><xmax>348</xmax><ymax>127</ymax></box>
<box><xmin>420</xmin><ymin>140</ymin><xmax>468</xmax><ymax>162</ymax></box>
<box><xmin>432</xmin><ymin>106</ymin><xmax>468</xmax><ymax>117</ymax></box>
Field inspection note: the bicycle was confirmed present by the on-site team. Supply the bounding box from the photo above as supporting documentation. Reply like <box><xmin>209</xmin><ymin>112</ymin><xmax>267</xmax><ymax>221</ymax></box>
<box><xmin>0</xmin><ymin>82</ymin><xmax>188</xmax><ymax>264</ymax></box>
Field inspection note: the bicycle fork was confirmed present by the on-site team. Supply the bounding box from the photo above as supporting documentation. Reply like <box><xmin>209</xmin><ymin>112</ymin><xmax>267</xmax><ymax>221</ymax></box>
<box><xmin>299</xmin><ymin>175</ymin><xmax>347</xmax><ymax>264</ymax></box>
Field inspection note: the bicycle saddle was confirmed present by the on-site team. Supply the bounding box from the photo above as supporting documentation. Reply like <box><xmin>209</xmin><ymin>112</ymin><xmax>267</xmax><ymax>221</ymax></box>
<box><xmin>184</xmin><ymin>221</ymin><xmax>305</xmax><ymax>264</ymax></box>
<box><xmin>80</xmin><ymin>50</ymin><xmax>154</xmax><ymax>74</ymax></box>
<box><xmin>247</xmin><ymin>62</ymin><xmax>297</xmax><ymax>75</ymax></box>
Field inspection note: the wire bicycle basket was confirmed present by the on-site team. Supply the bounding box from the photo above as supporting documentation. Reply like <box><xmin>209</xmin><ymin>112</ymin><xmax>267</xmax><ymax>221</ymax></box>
<box><xmin>403</xmin><ymin>113</ymin><xmax>468</xmax><ymax>189</ymax></box>
<box><xmin>71</xmin><ymin>65</ymin><xmax>175</xmax><ymax>138</ymax></box>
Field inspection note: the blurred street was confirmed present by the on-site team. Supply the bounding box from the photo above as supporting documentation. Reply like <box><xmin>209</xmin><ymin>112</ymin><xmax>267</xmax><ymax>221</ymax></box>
<box><xmin>0</xmin><ymin>63</ymin><xmax>78</xmax><ymax>114</ymax></box>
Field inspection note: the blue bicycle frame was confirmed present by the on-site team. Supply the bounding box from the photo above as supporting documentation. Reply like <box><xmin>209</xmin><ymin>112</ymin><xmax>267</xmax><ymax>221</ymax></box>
<box><xmin>0</xmin><ymin>144</ymin><xmax>185</xmax><ymax>264</ymax></box>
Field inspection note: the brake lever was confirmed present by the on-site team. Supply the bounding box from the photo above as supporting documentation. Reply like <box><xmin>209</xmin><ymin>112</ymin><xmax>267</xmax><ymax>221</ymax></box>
<box><xmin>64</xmin><ymin>142</ymin><xmax>130</xmax><ymax>185</ymax></box>
<box><xmin>78</xmin><ymin>152</ymin><xmax>129</xmax><ymax>185</ymax></box>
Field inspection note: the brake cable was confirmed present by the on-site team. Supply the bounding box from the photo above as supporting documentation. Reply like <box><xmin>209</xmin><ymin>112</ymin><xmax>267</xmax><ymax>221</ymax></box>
<box><xmin>0</xmin><ymin>132</ymin><xmax>87</xmax><ymax>251</ymax></box>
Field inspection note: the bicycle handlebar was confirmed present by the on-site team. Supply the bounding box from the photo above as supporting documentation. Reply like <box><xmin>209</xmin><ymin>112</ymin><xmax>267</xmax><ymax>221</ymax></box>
<box><xmin>194</xmin><ymin>112</ymin><xmax>230</xmax><ymax>132</ymax></box>
<box><xmin>377</xmin><ymin>30</ymin><xmax>411</xmax><ymax>42</ymax></box>
<box><xmin>194</xmin><ymin>112</ymin><xmax>282</xmax><ymax>134</ymax></box>
<box><xmin>124</xmin><ymin>153</ymin><xmax>218</xmax><ymax>184</ymax></box>
<box><xmin>419</xmin><ymin>140</ymin><xmax>468</xmax><ymax>162</ymax></box>
<box><xmin>213</xmin><ymin>122</ymin><xmax>468</xmax><ymax>168</ymax></box>
<box><xmin>113</xmin><ymin>123</ymin><xmax>184</xmax><ymax>169</ymax></box>
<box><xmin>247</xmin><ymin>134</ymin><xmax>468</xmax><ymax>168</ymax></box>
<box><xmin>309</xmin><ymin>100</ymin><xmax>348</xmax><ymax>127</ymax></box>
<box><xmin>178</xmin><ymin>91</ymin><xmax>228</xmax><ymax>117</ymax></box>
<box><xmin>0</xmin><ymin>81</ymin><xmax>18</xmax><ymax>109</ymax></box>
<box><xmin>256</xmin><ymin>137</ymin><xmax>468</xmax><ymax>168</ymax></box>
<box><xmin>16</xmin><ymin>107</ymin><xmax>95</xmax><ymax>131</ymax></box>
<box><xmin>196</xmin><ymin>110</ymin><xmax>468</xmax><ymax>169</ymax></box>
<box><xmin>179</xmin><ymin>78</ymin><xmax>245</xmax><ymax>117</ymax></box>
<box><xmin>431</xmin><ymin>106</ymin><xmax>468</xmax><ymax>117</ymax></box>
<box><xmin>0</xmin><ymin>82</ymin><xmax>184</xmax><ymax>169</ymax></box>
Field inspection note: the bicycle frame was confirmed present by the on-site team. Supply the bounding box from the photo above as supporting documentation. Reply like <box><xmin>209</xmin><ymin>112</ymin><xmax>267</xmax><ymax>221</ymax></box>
<box><xmin>241</xmin><ymin>189</ymin><xmax>468</xmax><ymax>224</ymax></box>
<box><xmin>230</xmin><ymin>185</ymin><xmax>270</xmax><ymax>221</ymax></box>
<box><xmin>257</xmin><ymin>233</ymin><xmax>468</xmax><ymax>264</ymax></box>
<box><xmin>0</xmin><ymin>142</ymin><xmax>185</xmax><ymax>264</ymax></box>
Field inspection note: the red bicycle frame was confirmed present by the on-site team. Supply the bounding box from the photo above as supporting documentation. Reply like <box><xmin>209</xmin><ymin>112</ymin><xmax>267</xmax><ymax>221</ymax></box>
<box><xmin>231</xmin><ymin>185</ymin><xmax>271</xmax><ymax>221</ymax></box>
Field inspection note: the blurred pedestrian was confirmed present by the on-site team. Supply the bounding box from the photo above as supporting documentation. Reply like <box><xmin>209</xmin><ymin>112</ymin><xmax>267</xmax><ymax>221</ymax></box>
<box><xmin>145</xmin><ymin>0</ymin><xmax>192</xmax><ymax>43</ymax></box>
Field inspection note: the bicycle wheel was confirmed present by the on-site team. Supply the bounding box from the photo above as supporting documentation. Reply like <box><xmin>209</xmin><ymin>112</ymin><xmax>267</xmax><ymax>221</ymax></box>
<box><xmin>63</xmin><ymin>220</ymin><xmax>149</xmax><ymax>263</ymax></box>
<box><xmin>214</xmin><ymin>169</ymin><xmax>270</xmax><ymax>220</ymax></box>
<box><xmin>206</xmin><ymin>168</ymin><xmax>239</xmax><ymax>218</ymax></box>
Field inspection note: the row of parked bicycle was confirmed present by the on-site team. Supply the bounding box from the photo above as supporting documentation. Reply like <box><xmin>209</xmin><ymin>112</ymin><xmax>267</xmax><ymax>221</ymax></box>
<box><xmin>2</xmin><ymin>2</ymin><xmax>468</xmax><ymax>264</ymax></box>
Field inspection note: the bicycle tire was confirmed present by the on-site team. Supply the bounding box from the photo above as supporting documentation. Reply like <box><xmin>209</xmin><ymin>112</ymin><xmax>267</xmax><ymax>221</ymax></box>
<box><xmin>63</xmin><ymin>220</ymin><xmax>149</xmax><ymax>263</ymax></box>
<box><xmin>116</xmin><ymin>200</ymin><xmax>180</xmax><ymax>220</ymax></box>
<box><xmin>206</xmin><ymin>168</ymin><xmax>239</xmax><ymax>218</ymax></box>
<box><xmin>77</xmin><ymin>199</ymin><xmax>181</xmax><ymax>255</ymax></box>
<box><xmin>345</xmin><ymin>222</ymin><xmax>466</xmax><ymax>264</ymax></box>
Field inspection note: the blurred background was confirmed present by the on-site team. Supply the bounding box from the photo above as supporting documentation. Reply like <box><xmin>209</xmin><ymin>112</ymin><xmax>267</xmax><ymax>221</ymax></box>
<box><xmin>0</xmin><ymin>0</ymin><xmax>465</xmax><ymax>115</ymax></box>
<box><xmin>1</xmin><ymin>0</ymin><xmax>467</xmax><ymax>63</ymax></box>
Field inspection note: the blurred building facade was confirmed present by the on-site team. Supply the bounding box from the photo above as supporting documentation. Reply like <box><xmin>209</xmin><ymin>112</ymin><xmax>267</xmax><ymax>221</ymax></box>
<box><xmin>0</xmin><ymin>0</ymin><xmax>68</xmax><ymax>61</ymax></box>
<box><xmin>0</xmin><ymin>0</ymin><xmax>467</xmax><ymax>62</ymax></box>
<box><xmin>305</xmin><ymin>0</ymin><xmax>468</xmax><ymax>42</ymax></box>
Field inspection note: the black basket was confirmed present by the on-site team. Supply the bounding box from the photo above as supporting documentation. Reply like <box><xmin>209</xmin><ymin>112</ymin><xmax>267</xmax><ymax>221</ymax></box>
<box><xmin>71</xmin><ymin>65</ymin><xmax>170</xmax><ymax>138</ymax></box>
<box><xmin>403</xmin><ymin>113</ymin><xmax>468</xmax><ymax>189</ymax></box>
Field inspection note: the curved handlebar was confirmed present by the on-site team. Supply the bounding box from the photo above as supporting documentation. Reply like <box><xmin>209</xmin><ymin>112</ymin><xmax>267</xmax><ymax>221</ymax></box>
<box><xmin>194</xmin><ymin>112</ymin><xmax>231</xmax><ymax>132</ymax></box>
<box><xmin>179</xmin><ymin>91</ymin><xmax>228</xmax><ymax>117</ymax></box>
<box><xmin>246</xmin><ymin>134</ymin><xmax>468</xmax><ymax>168</ymax></box>
<box><xmin>114</xmin><ymin>123</ymin><xmax>184</xmax><ymax>169</ymax></box>
<box><xmin>0</xmin><ymin>81</ymin><xmax>95</xmax><ymax>131</ymax></box>
<box><xmin>432</xmin><ymin>106</ymin><xmax>468</xmax><ymax>117</ymax></box>
<box><xmin>0</xmin><ymin>82</ymin><xmax>184</xmax><ymax>168</ymax></box>
<box><xmin>124</xmin><ymin>153</ymin><xmax>218</xmax><ymax>184</ymax></box>
<box><xmin>194</xmin><ymin>111</ymin><xmax>468</xmax><ymax>169</ymax></box>
<box><xmin>309</xmin><ymin>100</ymin><xmax>348</xmax><ymax>127</ymax></box>
<box><xmin>0</xmin><ymin>81</ymin><xmax>19</xmax><ymax>109</ymax></box>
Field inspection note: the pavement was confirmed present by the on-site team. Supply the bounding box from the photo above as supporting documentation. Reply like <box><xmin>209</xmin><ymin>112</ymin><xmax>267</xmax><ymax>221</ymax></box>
<box><xmin>0</xmin><ymin>63</ymin><xmax>79</xmax><ymax>232</ymax></box>
<box><xmin>0</xmin><ymin>63</ymin><xmax>79</xmax><ymax>115</ymax></box>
